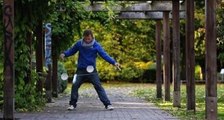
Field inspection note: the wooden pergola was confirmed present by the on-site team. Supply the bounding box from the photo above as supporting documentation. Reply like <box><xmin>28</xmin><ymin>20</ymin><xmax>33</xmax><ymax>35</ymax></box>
<box><xmin>2</xmin><ymin>0</ymin><xmax>218</xmax><ymax>119</ymax></box>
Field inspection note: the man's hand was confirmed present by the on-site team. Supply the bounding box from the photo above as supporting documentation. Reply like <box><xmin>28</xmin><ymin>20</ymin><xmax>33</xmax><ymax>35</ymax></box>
<box><xmin>114</xmin><ymin>62</ymin><xmax>121</xmax><ymax>71</ymax></box>
<box><xmin>60</xmin><ymin>53</ymin><xmax>65</xmax><ymax>60</ymax></box>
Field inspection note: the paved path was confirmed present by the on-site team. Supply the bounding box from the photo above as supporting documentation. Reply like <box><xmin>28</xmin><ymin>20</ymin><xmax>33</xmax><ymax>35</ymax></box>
<box><xmin>1</xmin><ymin>84</ymin><xmax>178</xmax><ymax>120</ymax></box>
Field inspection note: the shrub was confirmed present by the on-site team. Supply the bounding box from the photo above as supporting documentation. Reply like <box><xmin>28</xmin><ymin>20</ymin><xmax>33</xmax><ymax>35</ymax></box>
<box><xmin>195</xmin><ymin>65</ymin><xmax>203</xmax><ymax>80</ymax></box>
<box><xmin>57</xmin><ymin>62</ymin><xmax>68</xmax><ymax>93</ymax></box>
<box><xmin>15</xmin><ymin>70</ymin><xmax>46</xmax><ymax>112</ymax></box>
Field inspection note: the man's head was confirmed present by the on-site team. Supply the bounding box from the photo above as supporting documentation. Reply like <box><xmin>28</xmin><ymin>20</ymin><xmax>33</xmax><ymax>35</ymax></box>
<box><xmin>83</xmin><ymin>29</ymin><xmax>93</xmax><ymax>44</ymax></box>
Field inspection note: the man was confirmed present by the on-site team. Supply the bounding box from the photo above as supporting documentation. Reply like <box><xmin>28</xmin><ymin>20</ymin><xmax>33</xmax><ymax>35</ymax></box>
<box><xmin>60</xmin><ymin>29</ymin><xmax>119</xmax><ymax>110</ymax></box>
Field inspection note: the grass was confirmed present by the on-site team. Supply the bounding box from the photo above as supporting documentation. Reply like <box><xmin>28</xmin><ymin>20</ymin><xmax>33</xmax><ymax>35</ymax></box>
<box><xmin>133</xmin><ymin>84</ymin><xmax>224</xmax><ymax>120</ymax></box>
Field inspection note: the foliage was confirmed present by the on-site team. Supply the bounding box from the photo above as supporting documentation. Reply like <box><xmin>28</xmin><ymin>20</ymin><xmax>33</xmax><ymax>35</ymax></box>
<box><xmin>194</xmin><ymin>8</ymin><xmax>206</xmax><ymax>71</ymax></box>
<box><xmin>195</xmin><ymin>65</ymin><xmax>202</xmax><ymax>80</ymax></box>
<box><xmin>48</xmin><ymin>0</ymin><xmax>90</xmax><ymax>56</ymax></box>
<box><xmin>57</xmin><ymin>62</ymin><xmax>68</xmax><ymax>93</ymax></box>
<box><xmin>194</xmin><ymin>28</ymin><xmax>205</xmax><ymax>59</ymax></box>
<box><xmin>134</xmin><ymin>84</ymin><xmax>224</xmax><ymax>120</ymax></box>
<box><xmin>66</xmin><ymin>18</ymin><xmax>157</xmax><ymax>82</ymax></box>
<box><xmin>0</xmin><ymin>0</ymin><xmax>51</xmax><ymax>111</ymax></box>
<box><xmin>63</xmin><ymin>55</ymin><xmax>77</xmax><ymax>80</ymax></box>
<box><xmin>217</xmin><ymin>8</ymin><xmax>224</xmax><ymax>68</ymax></box>
<box><xmin>15</xmin><ymin>70</ymin><xmax>46</xmax><ymax>111</ymax></box>
<box><xmin>11</xmin><ymin>0</ymin><xmax>50</xmax><ymax>111</ymax></box>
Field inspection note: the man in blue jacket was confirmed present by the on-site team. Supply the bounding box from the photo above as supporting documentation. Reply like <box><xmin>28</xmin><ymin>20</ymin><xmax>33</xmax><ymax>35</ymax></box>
<box><xmin>60</xmin><ymin>29</ymin><xmax>119</xmax><ymax>110</ymax></box>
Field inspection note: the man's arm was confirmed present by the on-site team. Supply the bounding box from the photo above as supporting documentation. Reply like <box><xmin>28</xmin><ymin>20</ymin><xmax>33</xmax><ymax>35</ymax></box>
<box><xmin>60</xmin><ymin>42</ymin><xmax>79</xmax><ymax>59</ymax></box>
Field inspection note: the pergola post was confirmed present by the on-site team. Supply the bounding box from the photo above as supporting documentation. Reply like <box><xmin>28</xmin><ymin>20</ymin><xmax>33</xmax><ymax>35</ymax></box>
<box><xmin>163</xmin><ymin>11</ymin><xmax>171</xmax><ymax>101</ymax></box>
<box><xmin>3</xmin><ymin>0</ymin><xmax>15</xmax><ymax>119</ymax></box>
<box><xmin>186</xmin><ymin>0</ymin><xmax>195</xmax><ymax>111</ymax></box>
<box><xmin>172</xmin><ymin>0</ymin><xmax>181</xmax><ymax>107</ymax></box>
<box><xmin>52</xmin><ymin>36</ymin><xmax>58</xmax><ymax>97</ymax></box>
<box><xmin>35</xmin><ymin>20</ymin><xmax>44</xmax><ymax>93</ymax></box>
<box><xmin>205</xmin><ymin>0</ymin><xmax>217</xmax><ymax>119</ymax></box>
<box><xmin>156</xmin><ymin>20</ymin><xmax>162</xmax><ymax>99</ymax></box>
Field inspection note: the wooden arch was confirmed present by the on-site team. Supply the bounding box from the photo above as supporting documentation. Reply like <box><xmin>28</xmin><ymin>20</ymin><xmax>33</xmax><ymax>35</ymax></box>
<box><xmin>2</xmin><ymin>0</ymin><xmax>218</xmax><ymax>119</ymax></box>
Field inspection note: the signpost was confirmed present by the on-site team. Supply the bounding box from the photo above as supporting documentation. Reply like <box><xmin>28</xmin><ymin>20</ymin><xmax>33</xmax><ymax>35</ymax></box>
<box><xmin>45</xmin><ymin>23</ymin><xmax>52</xmax><ymax>102</ymax></box>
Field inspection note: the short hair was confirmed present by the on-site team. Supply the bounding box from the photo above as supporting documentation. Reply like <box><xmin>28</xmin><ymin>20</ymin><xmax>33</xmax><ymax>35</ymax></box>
<box><xmin>83</xmin><ymin>29</ymin><xmax>93</xmax><ymax>38</ymax></box>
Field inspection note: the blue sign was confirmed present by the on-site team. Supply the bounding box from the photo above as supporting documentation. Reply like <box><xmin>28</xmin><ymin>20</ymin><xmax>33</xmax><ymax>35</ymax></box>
<box><xmin>45</xmin><ymin>23</ymin><xmax>52</xmax><ymax>66</ymax></box>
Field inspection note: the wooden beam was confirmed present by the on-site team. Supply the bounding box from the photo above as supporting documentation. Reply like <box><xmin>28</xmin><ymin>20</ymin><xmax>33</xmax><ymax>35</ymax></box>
<box><xmin>163</xmin><ymin>11</ymin><xmax>171</xmax><ymax>101</ymax></box>
<box><xmin>3</xmin><ymin>0</ymin><xmax>15</xmax><ymax>119</ymax></box>
<box><xmin>172</xmin><ymin>0</ymin><xmax>181</xmax><ymax>108</ymax></box>
<box><xmin>156</xmin><ymin>20</ymin><xmax>162</xmax><ymax>99</ymax></box>
<box><xmin>117</xmin><ymin>11</ymin><xmax>185</xmax><ymax>19</ymax></box>
<box><xmin>186</xmin><ymin>0</ymin><xmax>195</xmax><ymax>111</ymax></box>
<box><xmin>85</xmin><ymin>1</ymin><xmax>185</xmax><ymax>12</ymax></box>
<box><xmin>205</xmin><ymin>0</ymin><xmax>217</xmax><ymax>119</ymax></box>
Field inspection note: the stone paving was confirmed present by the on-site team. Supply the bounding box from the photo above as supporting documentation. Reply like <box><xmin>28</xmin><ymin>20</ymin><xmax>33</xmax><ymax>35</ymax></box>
<box><xmin>0</xmin><ymin>84</ymin><xmax>179</xmax><ymax>120</ymax></box>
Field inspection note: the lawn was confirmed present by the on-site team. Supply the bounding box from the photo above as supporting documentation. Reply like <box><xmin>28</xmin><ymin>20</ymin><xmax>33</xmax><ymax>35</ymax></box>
<box><xmin>133</xmin><ymin>83</ymin><xmax>224</xmax><ymax>120</ymax></box>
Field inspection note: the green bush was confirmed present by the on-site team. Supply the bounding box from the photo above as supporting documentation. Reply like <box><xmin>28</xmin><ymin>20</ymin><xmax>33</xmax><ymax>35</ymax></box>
<box><xmin>97</xmin><ymin>59</ymin><xmax>120</xmax><ymax>81</ymax></box>
<box><xmin>15</xmin><ymin>70</ymin><xmax>46</xmax><ymax>112</ymax></box>
<box><xmin>134</xmin><ymin>61</ymin><xmax>156</xmax><ymax>83</ymax></box>
<box><xmin>195</xmin><ymin>65</ymin><xmax>203</xmax><ymax>80</ymax></box>
<box><xmin>93</xmin><ymin>60</ymin><xmax>157</xmax><ymax>83</ymax></box>
<box><xmin>63</xmin><ymin>56</ymin><xmax>77</xmax><ymax>81</ymax></box>
<box><xmin>57</xmin><ymin>62</ymin><xmax>68</xmax><ymax>93</ymax></box>
<box><xmin>120</xmin><ymin>64</ymin><xmax>144</xmax><ymax>82</ymax></box>
<box><xmin>142</xmin><ymin>69</ymin><xmax>156</xmax><ymax>83</ymax></box>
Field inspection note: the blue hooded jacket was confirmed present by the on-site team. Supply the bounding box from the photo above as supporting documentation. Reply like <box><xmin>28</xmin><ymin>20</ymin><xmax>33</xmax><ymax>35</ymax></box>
<box><xmin>64</xmin><ymin>40</ymin><xmax>116</xmax><ymax>69</ymax></box>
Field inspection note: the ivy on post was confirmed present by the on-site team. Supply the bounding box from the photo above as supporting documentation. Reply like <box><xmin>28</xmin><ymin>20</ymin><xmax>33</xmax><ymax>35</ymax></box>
<box><xmin>3</xmin><ymin>0</ymin><xmax>15</xmax><ymax>119</ymax></box>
